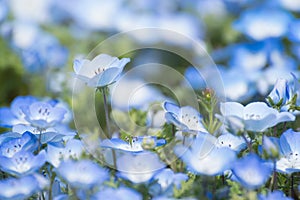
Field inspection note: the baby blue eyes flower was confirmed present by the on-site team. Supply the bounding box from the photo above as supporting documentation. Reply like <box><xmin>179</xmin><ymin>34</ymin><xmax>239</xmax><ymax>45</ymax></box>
<box><xmin>174</xmin><ymin>134</ymin><xmax>236</xmax><ymax>176</ymax></box>
<box><xmin>163</xmin><ymin>101</ymin><xmax>207</xmax><ymax>133</ymax></box>
<box><xmin>73</xmin><ymin>53</ymin><xmax>130</xmax><ymax>88</ymax></box>
<box><xmin>233</xmin><ymin>7</ymin><xmax>292</xmax><ymax>40</ymax></box>
<box><xmin>220</xmin><ymin>102</ymin><xmax>295</xmax><ymax>132</ymax></box>
<box><xmin>267</xmin><ymin>78</ymin><xmax>290</xmax><ymax>107</ymax></box>
<box><xmin>0</xmin><ymin>150</ymin><xmax>46</xmax><ymax>176</ymax></box>
<box><xmin>117</xmin><ymin>151</ymin><xmax>166</xmax><ymax>184</ymax></box>
<box><xmin>276</xmin><ymin>129</ymin><xmax>300</xmax><ymax>174</ymax></box>
<box><xmin>21</xmin><ymin>101</ymin><xmax>67</xmax><ymax>129</ymax></box>
<box><xmin>101</xmin><ymin>136</ymin><xmax>166</xmax><ymax>152</ymax></box>
<box><xmin>93</xmin><ymin>187</ymin><xmax>142</xmax><ymax>200</ymax></box>
<box><xmin>0</xmin><ymin>131</ymin><xmax>37</xmax><ymax>157</ymax></box>
<box><xmin>47</xmin><ymin>139</ymin><xmax>83</xmax><ymax>168</ymax></box>
<box><xmin>0</xmin><ymin>174</ymin><xmax>48</xmax><ymax>200</ymax></box>
<box><xmin>0</xmin><ymin>96</ymin><xmax>37</xmax><ymax>128</ymax></box>
<box><xmin>231</xmin><ymin>154</ymin><xmax>272</xmax><ymax>190</ymax></box>
<box><xmin>150</xmin><ymin>168</ymin><xmax>188</xmax><ymax>197</ymax></box>
<box><xmin>216</xmin><ymin>133</ymin><xmax>246</xmax><ymax>152</ymax></box>
<box><xmin>56</xmin><ymin>160</ymin><xmax>109</xmax><ymax>189</ymax></box>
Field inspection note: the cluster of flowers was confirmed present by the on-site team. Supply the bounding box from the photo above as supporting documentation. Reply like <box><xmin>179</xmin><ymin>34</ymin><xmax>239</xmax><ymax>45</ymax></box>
<box><xmin>0</xmin><ymin>53</ymin><xmax>299</xmax><ymax>199</ymax></box>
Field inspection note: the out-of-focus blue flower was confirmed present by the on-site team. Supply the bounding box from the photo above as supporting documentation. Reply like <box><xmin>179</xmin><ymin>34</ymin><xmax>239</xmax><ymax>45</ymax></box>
<box><xmin>1</xmin><ymin>21</ymin><xmax>68</xmax><ymax>73</ymax></box>
<box><xmin>13</xmin><ymin>124</ymin><xmax>76</xmax><ymax>144</ymax></box>
<box><xmin>219</xmin><ymin>102</ymin><xmax>295</xmax><ymax>132</ymax></box>
<box><xmin>232</xmin><ymin>153</ymin><xmax>272</xmax><ymax>189</ymax></box>
<box><xmin>183</xmin><ymin>66</ymin><xmax>206</xmax><ymax>90</ymax></box>
<box><xmin>117</xmin><ymin>151</ymin><xmax>165</xmax><ymax>184</ymax></box>
<box><xmin>0</xmin><ymin>96</ymin><xmax>37</xmax><ymax>128</ymax></box>
<box><xmin>56</xmin><ymin>160</ymin><xmax>109</xmax><ymax>189</ymax></box>
<box><xmin>73</xmin><ymin>54</ymin><xmax>130</xmax><ymax>88</ymax></box>
<box><xmin>0</xmin><ymin>150</ymin><xmax>46</xmax><ymax>176</ymax></box>
<box><xmin>0</xmin><ymin>131</ymin><xmax>37</xmax><ymax>157</ymax></box>
<box><xmin>111</xmin><ymin>78</ymin><xmax>166</xmax><ymax>111</ymax></box>
<box><xmin>233</xmin><ymin>7</ymin><xmax>292</xmax><ymax>40</ymax></box>
<box><xmin>93</xmin><ymin>187</ymin><xmax>142</xmax><ymax>200</ymax></box>
<box><xmin>288</xmin><ymin>20</ymin><xmax>300</xmax><ymax>42</ymax></box>
<box><xmin>174</xmin><ymin>133</ymin><xmax>236</xmax><ymax>176</ymax></box>
<box><xmin>21</xmin><ymin>101</ymin><xmax>67</xmax><ymax>129</ymax></box>
<box><xmin>47</xmin><ymin>139</ymin><xmax>83</xmax><ymax>168</ymax></box>
<box><xmin>149</xmin><ymin>168</ymin><xmax>188</xmax><ymax>197</ymax></box>
<box><xmin>219</xmin><ymin>67</ymin><xmax>256</xmax><ymax>101</ymax></box>
<box><xmin>278</xmin><ymin>0</ymin><xmax>300</xmax><ymax>12</ymax></box>
<box><xmin>216</xmin><ymin>133</ymin><xmax>246</xmax><ymax>152</ymax></box>
<box><xmin>261</xmin><ymin>136</ymin><xmax>279</xmax><ymax>158</ymax></box>
<box><xmin>0</xmin><ymin>0</ymin><xmax>7</xmax><ymax>22</ymax></box>
<box><xmin>258</xmin><ymin>190</ymin><xmax>292</xmax><ymax>200</ymax></box>
<box><xmin>0</xmin><ymin>174</ymin><xmax>48</xmax><ymax>200</ymax></box>
<box><xmin>101</xmin><ymin>136</ymin><xmax>165</xmax><ymax>152</ymax></box>
<box><xmin>163</xmin><ymin>101</ymin><xmax>207</xmax><ymax>133</ymax></box>
<box><xmin>276</xmin><ymin>129</ymin><xmax>300</xmax><ymax>174</ymax></box>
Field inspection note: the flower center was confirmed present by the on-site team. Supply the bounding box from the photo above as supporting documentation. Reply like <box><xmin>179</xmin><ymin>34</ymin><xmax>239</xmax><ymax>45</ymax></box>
<box><xmin>94</xmin><ymin>67</ymin><xmax>105</xmax><ymax>75</ymax></box>
<box><xmin>245</xmin><ymin>113</ymin><xmax>261</xmax><ymax>120</ymax></box>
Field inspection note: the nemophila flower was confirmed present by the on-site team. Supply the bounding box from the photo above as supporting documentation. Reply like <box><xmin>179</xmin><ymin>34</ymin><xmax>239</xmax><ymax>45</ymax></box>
<box><xmin>163</xmin><ymin>101</ymin><xmax>207</xmax><ymax>133</ymax></box>
<box><xmin>117</xmin><ymin>151</ymin><xmax>165</xmax><ymax>184</ymax></box>
<box><xmin>0</xmin><ymin>96</ymin><xmax>37</xmax><ymax>127</ymax></box>
<box><xmin>261</xmin><ymin>136</ymin><xmax>279</xmax><ymax>159</ymax></box>
<box><xmin>233</xmin><ymin>7</ymin><xmax>292</xmax><ymax>40</ymax></box>
<box><xmin>101</xmin><ymin>136</ymin><xmax>166</xmax><ymax>152</ymax></box>
<box><xmin>46</xmin><ymin>139</ymin><xmax>83</xmax><ymax>168</ymax></box>
<box><xmin>258</xmin><ymin>190</ymin><xmax>293</xmax><ymax>200</ymax></box>
<box><xmin>0</xmin><ymin>131</ymin><xmax>37</xmax><ymax>157</ymax></box>
<box><xmin>276</xmin><ymin>129</ymin><xmax>300</xmax><ymax>174</ymax></box>
<box><xmin>73</xmin><ymin>53</ymin><xmax>130</xmax><ymax>88</ymax></box>
<box><xmin>231</xmin><ymin>154</ymin><xmax>272</xmax><ymax>190</ymax></box>
<box><xmin>288</xmin><ymin>20</ymin><xmax>300</xmax><ymax>42</ymax></box>
<box><xmin>56</xmin><ymin>160</ymin><xmax>109</xmax><ymax>189</ymax></box>
<box><xmin>0</xmin><ymin>0</ymin><xmax>7</xmax><ymax>22</ymax></box>
<box><xmin>219</xmin><ymin>102</ymin><xmax>295</xmax><ymax>132</ymax></box>
<box><xmin>216</xmin><ymin>133</ymin><xmax>246</xmax><ymax>152</ymax></box>
<box><xmin>267</xmin><ymin>78</ymin><xmax>290</xmax><ymax>108</ymax></box>
<box><xmin>13</xmin><ymin>124</ymin><xmax>76</xmax><ymax>144</ymax></box>
<box><xmin>21</xmin><ymin>101</ymin><xmax>67</xmax><ymax>129</ymax></box>
<box><xmin>0</xmin><ymin>174</ymin><xmax>48</xmax><ymax>200</ymax></box>
<box><xmin>278</xmin><ymin>0</ymin><xmax>300</xmax><ymax>12</ymax></box>
<box><xmin>0</xmin><ymin>150</ymin><xmax>46</xmax><ymax>176</ymax></box>
<box><xmin>149</xmin><ymin>168</ymin><xmax>188</xmax><ymax>197</ymax></box>
<box><xmin>93</xmin><ymin>187</ymin><xmax>142</xmax><ymax>200</ymax></box>
<box><xmin>174</xmin><ymin>134</ymin><xmax>236</xmax><ymax>176</ymax></box>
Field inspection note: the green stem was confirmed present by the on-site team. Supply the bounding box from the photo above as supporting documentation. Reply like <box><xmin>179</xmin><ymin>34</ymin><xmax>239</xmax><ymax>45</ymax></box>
<box><xmin>101</xmin><ymin>88</ymin><xmax>111</xmax><ymax>138</ymax></box>
<box><xmin>269</xmin><ymin>161</ymin><xmax>277</xmax><ymax>191</ymax></box>
<box><xmin>112</xmin><ymin>149</ymin><xmax>117</xmax><ymax>170</ymax></box>
<box><xmin>38</xmin><ymin>130</ymin><xmax>42</xmax><ymax>152</ymax></box>
<box><xmin>48</xmin><ymin>171</ymin><xmax>56</xmax><ymax>200</ymax></box>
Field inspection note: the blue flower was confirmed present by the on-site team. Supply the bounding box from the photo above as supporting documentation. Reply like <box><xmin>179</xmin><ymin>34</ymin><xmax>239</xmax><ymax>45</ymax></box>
<box><xmin>0</xmin><ymin>174</ymin><xmax>48</xmax><ymax>200</ymax></box>
<box><xmin>163</xmin><ymin>101</ymin><xmax>207</xmax><ymax>133</ymax></box>
<box><xmin>183</xmin><ymin>66</ymin><xmax>206</xmax><ymax>90</ymax></box>
<box><xmin>258</xmin><ymin>190</ymin><xmax>293</xmax><ymax>200</ymax></box>
<box><xmin>220</xmin><ymin>102</ymin><xmax>295</xmax><ymax>132</ymax></box>
<box><xmin>46</xmin><ymin>139</ymin><xmax>83</xmax><ymax>168</ymax></box>
<box><xmin>0</xmin><ymin>150</ymin><xmax>46</xmax><ymax>176</ymax></box>
<box><xmin>231</xmin><ymin>154</ymin><xmax>272</xmax><ymax>189</ymax></box>
<box><xmin>73</xmin><ymin>54</ymin><xmax>130</xmax><ymax>88</ymax></box>
<box><xmin>0</xmin><ymin>96</ymin><xmax>37</xmax><ymax>128</ymax></box>
<box><xmin>55</xmin><ymin>160</ymin><xmax>109</xmax><ymax>189</ymax></box>
<box><xmin>276</xmin><ymin>129</ymin><xmax>300</xmax><ymax>174</ymax></box>
<box><xmin>233</xmin><ymin>7</ymin><xmax>292</xmax><ymax>40</ymax></box>
<box><xmin>0</xmin><ymin>0</ymin><xmax>7</xmax><ymax>23</ymax></box>
<box><xmin>93</xmin><ymin>187</ymin><xmax>142</xmax><ymax>200</ymax></box>
<box><xmin>288</xmin><ymin>20</ymin><xmax>300</xmax><ymax>42</ymax></box>
<box><xmin>0</xmin><ymin>131</ymin><xmax>38</xmax><ymax>157</ymax></box>
<box><xmin>117</xmin><ymin>151</ymin><xmax>165</xmax><ymax>184</ymax></box>
<box><xmin>216</xmin><ymin>133</ymin><xmax>246</xmax><ymax>152</ymax></box>
<box><xmin>101</xmin><ymin>136</ymin><xmax>166</xmax><ymax>152</ymax></box>
<box><xmin>149</xmin><ymin>168</ymin><xmax>188</xmax><ymax>197</ymax></box>
<box><xmin>267</xmin><ymin>78</ymin><xmax>290</xmax><ymax>108</ymax></box>
<box><xmin>12</xmin><ymin>124</ymin><xmax>76</xmax><ymax>144</ymax></box>
<box><xmin>174</xmin><ymin>133</ymin><xmax>236</xmax><ymax>176</ymax></box>
<box><xmin>21</xmin><ymin>101</ymin><xmax>67</xmax><ymax>129</ymax></box>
